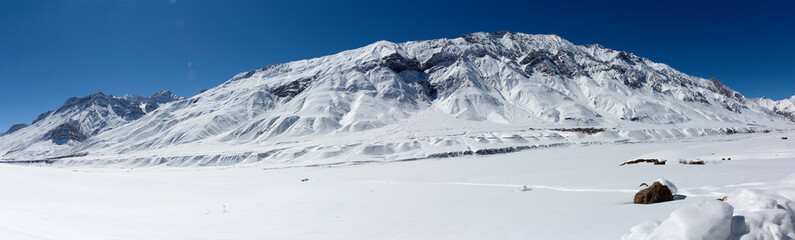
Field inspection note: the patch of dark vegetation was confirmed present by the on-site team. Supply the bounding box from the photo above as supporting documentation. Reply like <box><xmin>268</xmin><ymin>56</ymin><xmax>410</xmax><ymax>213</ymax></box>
<box><xmin>679</xmin><ymin>160</ymin><xmax>705</xmax><ymax>165</ymax></box>
<box><xmin>427</xmin><ymin>143</ymin><xmax>569</xmax><ymax>159</ymax></box>
<box><xmin>550</xmin><ymin>127</ymin><xmax>605</xmax><ymax>135</ymax></box>
<box><xmin>475</xmin><ymin>147</ymin><xmax>523</xmax><ymax>155</ymax></box>
<box><xmin>620</xmin><ymin>158</ymin><xmax>666</xmax><ymax>166</ymax></box>
<box><xmin>44</xmin><ymin>152</ymin><xmax>88</xmax><ymax>160</ymax></box>
<box><xmin>0</xmin><ymin>159</ymin><xmax>55</xmax><ymax>165</ymax></box>
<box><xmin>0</xmin><ymin>152</ymin><xmax>89</xmax><ymax>165</ymax></box>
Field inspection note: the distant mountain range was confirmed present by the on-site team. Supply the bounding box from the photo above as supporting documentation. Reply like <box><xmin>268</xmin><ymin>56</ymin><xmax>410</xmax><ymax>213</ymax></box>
<box><xmin>1</xmin><ymin>90</ymin><xmax>183</xmax><ymax>157</ymax></box>
<box><xmin>1</xmin><ymin>32</ymin><xmax>793</xmax><ymax>166</ymax></box>
<box><xmin>752</xmin><ymin>96</ymin><xmax>795</xmax><ymax>121</ymax></box>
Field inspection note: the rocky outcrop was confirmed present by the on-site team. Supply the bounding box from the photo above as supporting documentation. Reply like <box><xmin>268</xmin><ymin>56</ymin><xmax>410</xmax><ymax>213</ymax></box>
<box><xmin>42</xmin><ymin>121</ymin><xmax>88</xmax><ymax>144</ymax></box>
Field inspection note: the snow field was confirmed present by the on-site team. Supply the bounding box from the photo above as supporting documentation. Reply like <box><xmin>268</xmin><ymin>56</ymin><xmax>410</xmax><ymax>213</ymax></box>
<box><xmin>1</xmin><ymin>134</ymin><xmax>794</xmax><ymax>239</ymax></box>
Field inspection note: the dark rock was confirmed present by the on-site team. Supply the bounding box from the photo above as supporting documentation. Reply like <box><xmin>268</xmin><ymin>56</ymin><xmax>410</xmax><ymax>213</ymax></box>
<box><xmin>633</xmin><ymin>182</ymin><xmax>674</xmax><ymax>204</ymax></box>
<box><xmin>620</xmin><ymin>159</ymin><xmax>666</xmax><ymax>166</ymax></box>
<box><xmin>271</xmin><ymin>77</ymin><xmax>314</xmax><ymax>98</ymax></box>
<box><xmin>679</xmin><ymin>160</ymin><xmax>705</xmax><ymax>165</ymax></box>
<box><xmin>42</xmin><ymin>121</ymin><xmax>88</xmax><ymax>144</ymax></box>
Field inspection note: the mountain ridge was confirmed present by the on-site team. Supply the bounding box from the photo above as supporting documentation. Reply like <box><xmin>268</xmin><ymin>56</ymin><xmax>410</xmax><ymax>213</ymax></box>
<box><xmin>1</xmin><ymin>32</ymin><xmax>792</xmax><ymax>166</ymax></box>
<box><xmin>0</xmin><ymin>90</ymin><xmax>183</xmax><ymax>157</ymax></box>
<box><xmin>752</xmin><ymin>95</ymin><xmax>795</xmax><ymax>121</ymax></box>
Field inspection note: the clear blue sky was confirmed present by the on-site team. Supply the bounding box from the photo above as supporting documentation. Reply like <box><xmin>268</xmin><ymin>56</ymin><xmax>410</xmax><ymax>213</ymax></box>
<box><xmin>1</xmin><ymin>0</ymin><xmax>794</xmax><ymax>131</ymax></box>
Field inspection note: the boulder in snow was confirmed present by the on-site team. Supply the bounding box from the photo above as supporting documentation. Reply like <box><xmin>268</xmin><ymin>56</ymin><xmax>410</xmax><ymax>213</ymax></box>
<box><xmin>634</xmin><ymin>182</ymin><xmax>674</xmax><ymax>204</ymax></box>
<box><xmin>654</xmin><ymin>178</ymin><xmax>678</xmax><ymax>195</ymax></box>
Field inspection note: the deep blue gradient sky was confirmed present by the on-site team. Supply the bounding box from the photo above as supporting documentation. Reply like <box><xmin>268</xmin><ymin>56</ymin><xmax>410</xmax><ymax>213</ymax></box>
<box><xmin>1</xmin><ymin>0</ymin><xmax>794</xmax><ymax>131</ymax></box>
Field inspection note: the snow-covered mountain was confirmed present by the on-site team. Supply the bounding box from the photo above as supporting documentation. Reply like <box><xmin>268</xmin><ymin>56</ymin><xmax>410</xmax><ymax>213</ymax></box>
<box><xmin>752</xmin><ymin>95</ymin><xmax>795</xmax><ymax>121</ymax></box>
<box><xmin>1</xmin><ymin>32</ymin><xmax>792</xmax><ymax>165</ymax></box>
<box><xmin>0</xmin><ymin>90</ymin><xmax>183</xmax><ymax>158</ymax></box>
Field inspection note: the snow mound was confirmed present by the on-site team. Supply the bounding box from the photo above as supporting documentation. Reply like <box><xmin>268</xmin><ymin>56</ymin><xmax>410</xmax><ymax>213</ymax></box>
<box><xmin>726</xmin><ymin>189</ymin><xmax>795</xmax><ymax>239</ymax></box>
<box><xmin>623</xmin><ymin>201</ymin><xmax>734</xmax><ymax>240</ymax></box>
<box><xmin>625</xmin><ymin>175</ymin><xmax>795</xmax><ymax>240</ymax></box>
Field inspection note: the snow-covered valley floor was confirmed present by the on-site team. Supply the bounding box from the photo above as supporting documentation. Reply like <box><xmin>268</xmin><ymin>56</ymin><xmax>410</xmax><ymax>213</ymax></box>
<box><xmin>1</xmin><ymin>133</ymin><xmax>794</xmax><ymax>239</ymax></box>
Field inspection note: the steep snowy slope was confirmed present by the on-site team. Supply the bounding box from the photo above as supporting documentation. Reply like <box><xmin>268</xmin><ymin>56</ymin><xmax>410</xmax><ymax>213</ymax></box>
<box><xmin>752</xmin><ymin>95</ymin><xmax>795</xmax><ymax>121</ymax></box>
<box><xmin>0</xmin><ymin>90</ymin><xmax>183</xmax><ymax>158</ymax></box>
<box><xmin>1</xmin><ymin>32</ymin><xmax>792</xmax><ymax>165</ymax></box>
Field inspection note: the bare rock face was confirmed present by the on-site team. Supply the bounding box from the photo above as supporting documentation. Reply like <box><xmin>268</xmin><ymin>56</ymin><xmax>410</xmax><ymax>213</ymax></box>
<box><xmin>634</xmin><ymin>182</ymin><xmax>674</xmax><ymax>204</ymax></box>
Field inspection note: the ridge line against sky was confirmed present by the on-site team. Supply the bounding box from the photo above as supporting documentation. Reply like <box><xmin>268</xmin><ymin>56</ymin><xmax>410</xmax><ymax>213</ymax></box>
<box><xmin>1</xmin><ymin>0</ymin><xmax>794</xmax><ymax>131</ymax></box>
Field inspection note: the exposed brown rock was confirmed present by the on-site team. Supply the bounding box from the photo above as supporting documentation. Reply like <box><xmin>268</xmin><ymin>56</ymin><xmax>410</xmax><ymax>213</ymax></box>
<box><xmin>634</xmin><ymin>182</ymin><xmax>674</xmax><ymax>204</ymax></box>
<box><xmin>679</xmin><ymin>160</ymin><xmax>705</xmax><ymax>165</ymax></box>
<box><xmin>620</xmin><ymin>159</ymin><xmax>666</xmax><ymax>166</ymax></box>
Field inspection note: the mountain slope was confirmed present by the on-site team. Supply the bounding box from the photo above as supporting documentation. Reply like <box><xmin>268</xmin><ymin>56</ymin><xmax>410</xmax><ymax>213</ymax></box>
<box><xmin>1</xmin><ymin>32</ymin><xmax>792</xmax><ymax>165</ymax></box>
<box><xmin>0</xmin><ymin>90</ymin><xmax>183</xmax><ymax>158</ymax></box>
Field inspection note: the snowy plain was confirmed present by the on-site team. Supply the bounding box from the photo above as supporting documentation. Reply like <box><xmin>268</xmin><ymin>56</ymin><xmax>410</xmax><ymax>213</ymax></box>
<box><xmin>2</xmin><ymin>133</ymin><xmax>794</xmax><ymax>240</ymax></box>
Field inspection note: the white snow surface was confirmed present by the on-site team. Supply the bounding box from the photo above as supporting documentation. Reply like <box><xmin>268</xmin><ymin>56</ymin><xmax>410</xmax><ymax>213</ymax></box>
<box><xmin>2</xmin><ymin>134</ymin><xmax>795</xmax><ymax>239</ymax></box>
<box><xmin>1</xmin><ymin>32</ymin><xmax>793</xmax><ymax>166</ymax></box>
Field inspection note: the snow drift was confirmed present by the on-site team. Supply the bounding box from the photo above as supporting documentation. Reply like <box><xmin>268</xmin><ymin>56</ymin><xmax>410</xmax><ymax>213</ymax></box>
<box><xmin>624</xmin><ymin>174</ymin><xmax>795</xmax><ymax>240</ymax></box>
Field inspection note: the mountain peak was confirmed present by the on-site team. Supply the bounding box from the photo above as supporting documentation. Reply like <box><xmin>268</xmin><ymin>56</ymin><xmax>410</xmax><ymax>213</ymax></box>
<box><xmin>148</xmin><ymin>89</ymin><xmax>184</xmax><ymax>103</ymax></box>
